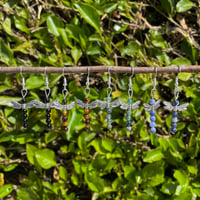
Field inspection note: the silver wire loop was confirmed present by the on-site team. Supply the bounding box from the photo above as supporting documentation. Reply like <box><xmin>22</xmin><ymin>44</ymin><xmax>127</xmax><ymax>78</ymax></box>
<box><xmin>174</xmin><ymin>66</ymin><xmax>180</xmax><ymax>100</ymax></box>
<box><xmin>128</xmin><ymin>67</ymin><xmax>134</xmax><ymax>98</ymax></box>
<box><xmin>44</xmin><ymin>67</ymin><xmax>51</xmax><ymax>99</ymax></box>
<box><xmin>107</xmin><ymin>66</ymin><xmax>112</xmax><ymax>97</ymax></box>
<box><xmin>20</xmin><ymin>66</ymin><xmax>27</xmax><ymax>99</ymax></box>
<box><xmin>62</xmin><ymin>67</ymin><xmax>68</xmax><ymax>99</ymax></box>
<box><xmin>85</xmin><ymin>66</ymin><xmax>90</xmax><ymax>97</ymax></box>
<box><xmin>151</xmin><ymin>67</ymin><xmax>157</xmax><ymax>99</ymax></box>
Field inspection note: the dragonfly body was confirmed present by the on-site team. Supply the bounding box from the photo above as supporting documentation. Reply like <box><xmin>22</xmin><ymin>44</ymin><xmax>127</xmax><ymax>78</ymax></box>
<box><xmin>163</xmin><ymin>100</ymin><xmax>189</xmax><ymax>134</ymax></box>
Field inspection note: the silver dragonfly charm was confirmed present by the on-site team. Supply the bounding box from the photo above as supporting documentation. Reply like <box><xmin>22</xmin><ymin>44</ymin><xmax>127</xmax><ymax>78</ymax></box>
<box><xmin>97</xmin><ymin>99</ymin><xmax>121</xmax><ymax>108</ymax></box>
<box><xmin>49</xmin><ymin>100</ymin><xmax>76</xmax><ymax>110</ymax></box>
<box><xmin>76</xmin><ymin>99</ymin><xmax>99</xmax><ymax>109</ymax></box>
<box><xmin>143</xmin><ymin>99</ymin><xmax>161</xmax><ymax>111</ymax></box>
<box><xmin>163</xmin><ymin>101</ymin><xmax>189</xmax><ymax>111</ymax></box>
<box><xmin>11</xmin><ymin>101</ymin><xmax>35</xmax><ymax>109</ymax></box>
<box><xmin>120</xmin><ymin>100</ymin><xmax>141</xmax><ymax>110</ymax></box>
<box><xmin>30</xmin><ymin>99</ymin><xmax>60</xmax><ymax>109</ymax></box>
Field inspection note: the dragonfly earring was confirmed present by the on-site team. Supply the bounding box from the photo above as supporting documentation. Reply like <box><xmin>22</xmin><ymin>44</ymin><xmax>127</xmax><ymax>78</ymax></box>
<box><xmin>163</xmin><ymin>66</ymin><xmax>189</xmax><ymax>134</ymax></box>
<box><xmin>11</xmin><ymin>67</ymin><xmax>34</xmax><ymax>129</ymax></box>
<box><xmin>143</xmin><ymin>67</ymin><xmax>161</xmax><ymax>133</ymax></box>
<box><xmin>51</xmin><ymin>68</ymin><xmax>75</xmax><ymax>131</ymax></box>
<box><xmin>76</xmin><ymin>67</ymin><xmax>98</xmax><ymax>130</ymax></box>
<box><xmin>120</xmin><ymin>67</ymin><xmax>140</xmax><ymax>131</ymax></box>
<box><xmin>31</xmin><ymin>68</ymin><xmax>58</xmax><ymax>130</ymax></box>
<box><xmin>97</xmin><ymin>66</ymin><xmax>121</xmax><ymax>130</ymax></box>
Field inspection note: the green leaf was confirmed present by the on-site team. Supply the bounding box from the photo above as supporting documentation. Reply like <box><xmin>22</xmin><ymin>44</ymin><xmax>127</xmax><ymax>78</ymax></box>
<box><xmin>160</xmin><ymin>0</ymin><xmax>174</xmax><ymax>16</ymax></box>
<box><xmin>0</xmin><ymin>96</ymin><xmax>21</xmax><ymax>106</ymax></box>
<box><xmin>26</xmin><ymin>144</ymin><xmax>38</xmax><ymax>165</ymax></box>
<box><xmin>121</xmin><ymin>41</ymin><xmax>140</xmax><ymax>56</ymax></box>
<box><xmin>176</xmin><ymin>0</ymin><xmax>195</xmax><ymax>12</ymax></box>
<box><xmin>45</xmin><ymin>131</ymin><xmax>58</xmax><ymax>144</ymax></box>
<box><xmin>17</xmin><ymin>188</ymin><xmax>39</xmax><ymax>200</ymax></box>
<box><xmin>47</xmin><ymin>15</ymin><xmax>64</xmax><ymax>36</ymax></box>
<box><xmin>171</xmin><ymin>57</ymin><xmax>191</xmax><ymax>66</ymax></box>
<box><xmin>13</xmin><ymin>16</ymin><xmax>30</xmax><ymax>34</ymax></box>
<box><xmin>0</xmin><ymin>38</ymin><xmax>14</xmax><ymax>65</ymax></box>
<box><xmin>143</xmin><ymin>148</ymin><xmax>164</xmax><ymax>163</ymax></box>
<box><xmin>0</xmin><ymin>184</ymin><xmax>13</xmax><ymax>198</ymax></box>
<box><xmin>101</xmin><ymin>138</ymin><xmax>115</xmax><ymax>152</ymax></box>
<box><xmin>124</xmin><ymin>166</ymin><xmax>136</xmax><ymax>182</ymax></box>
<box><xmin>71</xmin><ymin>46</ymin><xmax>82</xmax><ymax>65</ymax></box>
<box><xmin>59</xmin><ymin>166</ymin><xmax>68</xmax><ymax>181</ymax></box>
<box><xmin>35</xmin><ymin>149</ymin><xmax>57</xmax><ymax>169</ymax></box>
<box><xmin>75</xmin><ymin>2</ymin><xmax>101</xmax><ymax>34</ymax></box>
<box><xmin>174</xmin><ymin>170</ymin><xmax>189</xmax><ymax>188</ymax></box>
<box><xmin>66</xmin><ymin>109</ymin><xmax>83</xmax><ymax>140</ymax></box>
<box><xmin>26</xmin><ymin>76</ymin><xmax>44</xmax><ymax>89</ymax></box>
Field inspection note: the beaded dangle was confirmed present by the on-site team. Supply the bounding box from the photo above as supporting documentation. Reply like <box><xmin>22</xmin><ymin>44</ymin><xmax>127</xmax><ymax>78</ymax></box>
<box><xmin>143</xmin><ymin>67</ymin><xmax>161</xmax><ymax>133</ymax></box>
<box><xmin>76</xmin><ymin>67</ymin><xmax>98</xmax><ymax>130</ymax></box>
<box><xmin>11</xmin><ymin>67</ymin><xmax>34</xmax><ymax>129</ymax></box>
<box><xmin>97</xmin><ymin>66</ymin><xmax>121</xmax><ymax>130</ymax></box>
<box><xmin>31</xmin><ymin>68</ymin><xmax>58</xmax><ymax>130</ymax></box>
<box><xmin>163</xmin><ymin>66</ymin><xmax>189</xmax><ymax>134</ymax></box>
<box><xmin>120</xmin><ymin>67</ymin><xmax>140</xmax><ymax>131</ymax></box>
<box><xmin>51</xmin><ymin>68</ymin><xmax>75</xmax><ymax>131</ymax></box>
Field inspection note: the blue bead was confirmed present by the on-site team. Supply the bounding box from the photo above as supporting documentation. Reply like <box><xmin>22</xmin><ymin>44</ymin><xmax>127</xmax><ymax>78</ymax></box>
<box><xmin>107</xmin><ymin>108</ymin><xmax>112</xmax><ymax>113</ymax></box>
<box><xmin>150</xmin><ymin>122</ymin><xmax>156</xmax><ymax>127</ymax></box>
<box><xmin>150</xmin><ymin>110</ymin><xmax>156</xmax><ymax>116</ymax></box>
<box><xmin>173</xmin><ymin>100</ymin><xmax>179</xmax><ymax>106</ymax></box>
<box><xmin>172</xmin><ymin>111</ymin><xmax>178</xmax><ymax>117</ymax></box>
<box><xmin>107</xmin><ymin>119</ymin><xmax>112</xmax><ymax>123</ymax></box>
<box><xmin>150</xmin><ymin>116</ymin><xmax>156</xmax><ymax>122</ymax></box>
<box><xmin>171</xmin><ymin>122</ymin><xmax>177</xmax><ymax>128</ymax></box>
<box><xmin>172</xmin><ymin>117</ymin><xmax>178</xmax><ymax>123</ymax></box>
<box><xmin>107</xmin><ymin>124</ymin><xmax>112</xmax><ymax>129</ymax></box>
<box><xmin>127</xmin><ymin>110</ymin><xmax>132</xmax><ymax>115</ymax></box>
<box><xmin>149</xmin><ymin>99</ymin><xmax>155</xmax><ymax>105</ymax></box>
<box><xmin>106</xmin><ymin>97</ymin><xmax>112</xmax><ymax>102</ymax></box>
<box><xmin>126</xmin><ymin>115</ymin><xmax>131</xmax><ymax>121</ymax></box>
<box><xmin>126</xmin><ymin>126</ymin><xmax>132</xmax><ymax>131</ymax></box>
<box><xmin>150</xmin><ymin>127</ymin><xmax>156</xmax><ymax>133</ymax></box>
<box><xmin>171</xmin><ymin>128</ymin><xmax>177</xmax><ymax>134</ymax></box>
<box><xmin>128</xmin><ymin>98</ymin><xmax>133</xmax><ymax>105</ymax></box>
<box><xmin>106</xmin><ymin>114</ymin><xmax>112</xmax><ymax>119</ymax></box>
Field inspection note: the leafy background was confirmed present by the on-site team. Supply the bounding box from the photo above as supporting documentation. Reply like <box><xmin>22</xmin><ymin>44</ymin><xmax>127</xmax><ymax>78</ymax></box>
<box><xmin>0</xmin><ymin>0</ymin><xmax>200</xmax><ymax>199</ymax></box>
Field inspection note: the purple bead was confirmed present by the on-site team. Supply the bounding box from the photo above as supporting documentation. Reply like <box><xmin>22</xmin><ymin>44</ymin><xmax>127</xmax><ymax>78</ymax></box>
<box><xmin>172</xmin><ymin>117</ymin><xmax>178</xmax><ymax>123</ymax></box>
<box><xmin>150</xmin><ymin>122</ymin><xmax>156</xmax><ymax>127</ymax></box>
<box><xmin>150</xmin><ymin>116</ymin><xmax>156</xmax><ymax>122</ymax></box>
<box><xmin>171</xmin><ymin>128</ymin><xmax>177</xmax><ymax>134</ymax></box>
<box><xmin>171</xmin><ymin>122</ymin><xmax>177</xmax><ymax>128</ymax></box>
<box><xmin>173</xmin><ymin>100</ymin><xmax>179</xmax><ymax>106</ymax></box>
<box><xmin>172</xmin><ymin>111</ymin><xmax>178</xmax><ymax>117</ymax></box>
<box><xmin>150</xmin><ymin>110</ymin><xmax>156</xmax><ymax>116</ymax></box>
<box><xmin>149</xmin><ymin>99</ymin><xmax>155</xmax><ymax>105</ymax></box>
<box><xmin>150</xmin><ymin>127</ymin><xmax>156</xmax><ymax>133</ymax></box>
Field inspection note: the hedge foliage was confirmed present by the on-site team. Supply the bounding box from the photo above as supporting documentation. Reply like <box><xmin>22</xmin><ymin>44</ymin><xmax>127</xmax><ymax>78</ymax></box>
<box><xmin>0</xmin><ymin>0</ymin><xmax>200</xmax><ymax>199</ymax></box>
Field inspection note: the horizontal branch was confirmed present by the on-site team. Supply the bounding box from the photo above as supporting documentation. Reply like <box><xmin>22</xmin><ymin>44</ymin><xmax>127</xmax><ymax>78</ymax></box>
<box><xmin>0</xmin><ymin>66</ymin><xmax>200</xmax><ymax>74</ymax></box>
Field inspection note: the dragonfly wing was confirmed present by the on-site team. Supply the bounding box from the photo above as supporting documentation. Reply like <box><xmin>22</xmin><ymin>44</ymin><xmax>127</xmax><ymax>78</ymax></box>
<box><xmin>26</xmin><ymin>100</ymin><xmax>36</xmax><ymax>108</ymax></box>
<box><xmin>110</xmin><ymin>99</ymin><xmax>121</xmax><ymax>108</ymax></box>
<box><xmin>177</xmin><ymin>103</ymin><xmax>189</xmax><ymax>111</ymax></box>
<box><xmin>97</xmin><ymin>100</ymin><xmax>106</xmax><ymax>108</ymax></box>
<box><xmin>120</xmin><ymin>101</ymin><xmax>128</xmax><ymax>110</ymax></box>
<box><xmin>66</xmin><ymin>102</ymin><xmax>76</xmax><ymax>110</ymax></box>
<box><xmin>89</xmin><ymin>100</ymin><xmax>99</xmax><ymax>108</ymax></box>
<box><xmin>50</xmin><ymin>100</ymin><xmax>63</xmax><ymax>110</ymax></box>
<box><xmin>143</xmin><ymin>103</ymin><xmax>151</xmax><ymax>111</ymax></box>
<box><xmin>31</xmin><ymin>100</ymin><xmax>45</xmax><ymax>108</ymax></box>
<box><xmin>11</xmin><ymin>101</ymin><xmax>22</xmax><ymax>109</ymax></box>
<box><xmin>76</xmin><ymin>99</ymin><xmax>85</xmax><ymax>108</ymax></box>
<box><xmin>163</xmin><ymin>101</ymin><xmax>174</xmax><ymax>111</ymax></box>
<box><xmin>154</xmin><ymin>100</ymin><xmax>161</xmax><ymax>109</ymax></box>
<box><xmin>131</xmin><ymin>100</ymin><xmax>141</xmax><ymax>109</ymax></box>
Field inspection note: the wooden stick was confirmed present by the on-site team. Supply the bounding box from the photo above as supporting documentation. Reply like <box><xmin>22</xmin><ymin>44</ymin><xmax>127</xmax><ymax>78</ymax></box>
<box><xmin>0</xmin><ymin>66</ymin><xmax>200</xmax><ymax>74</ymax></box>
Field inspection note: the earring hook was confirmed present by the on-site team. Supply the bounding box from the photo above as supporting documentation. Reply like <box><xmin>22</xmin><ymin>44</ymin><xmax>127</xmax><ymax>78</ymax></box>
<box><xmin>107</xmin><ymin>66</ymin><xmax>112</xmax><ymax>97</ymax></box>
<box><xmin>128</xmin><ymin>67</ymin><xmax>134</xmax><ymax>98</ymax></box>
<box><xmin>44</xmin><ymin>67</ymin><xmax>50</xmax><ymax>99</ymax></box>
<box><xmin>85</xmin><ymin>66</ymin><xmax>90</xmax><ymax>98</ymax></box>
<box><xmin>62</xmin><ymin>67</ymin><xmax>68</xmax><ymax>99</ymax></box>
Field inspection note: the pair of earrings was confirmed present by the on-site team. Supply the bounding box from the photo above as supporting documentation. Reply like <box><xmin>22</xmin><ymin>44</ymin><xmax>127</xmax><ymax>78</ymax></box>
<box><xmin>144</xmin><ymin>66</ymin><xmax>189</xmax><ymax>134</ymax></box>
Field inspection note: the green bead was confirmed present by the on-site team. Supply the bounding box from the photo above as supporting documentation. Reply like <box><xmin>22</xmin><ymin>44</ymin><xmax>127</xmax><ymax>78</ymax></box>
<box><xmin>127</xmin><ymin>110</ymin><xmax>132</xmax><ymax>115</ymax></box>
<box><xmin>128</xmin><ymin>99</ymin><xmax>133</xmax><ymax>105</ymax></box>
